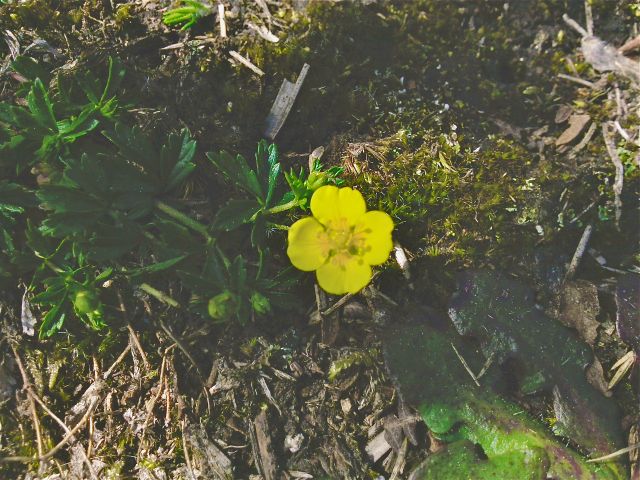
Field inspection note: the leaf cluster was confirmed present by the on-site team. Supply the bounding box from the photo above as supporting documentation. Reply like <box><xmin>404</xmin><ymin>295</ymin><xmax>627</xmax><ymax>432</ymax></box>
<box><xmin>0</xmin><ymin>56</ymin><xmax>342</xmax><ymax>338</ymax></box>
<box><xmin>0</xmin><ymin>57</ymin><xmax>125</xmax><ymax>172</ymax></box>
<box><xmin>162</xmin><ymin>0</ymin><xmax>212</xmax><ymax>30</ymax></box>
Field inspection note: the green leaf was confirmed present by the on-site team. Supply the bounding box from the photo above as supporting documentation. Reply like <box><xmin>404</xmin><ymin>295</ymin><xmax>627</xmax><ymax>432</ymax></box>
<box><xmin>95</xmin><ymin>268</ymin><xmax>113</xmax><ymax>283</ymax></box>
<box><xmin>265</xmin><ymin>160</ymin><xmax>281</xmax><ymax>207</ymax></box>
<box><xmin>251</xmin><ymin>213</ymin><xmax>267</xmax><ymax>248</ymax></box>
<box><xmin>27</xmin><ymin>78</ymin><xmax>57</xmax><ymax>132</ymax></box>
<box><xmin>103</xmin><ymin>123</ymin><xmax>156</xmax><ymax>171</ymax></box>
<box><xmin>99</xmin><ymin>57</ymin><xmax>126</xmax><ymax>105</ymax></box>
<box><xmin>40</xmin><ymin>212</ymin><xmax>103</xmax><ymax>237</ymax></box>
<box><xmin>125</xmin><ymin>255</ymin><xmax>188</xmax><ymax>278</ymax></box>
<box><xmin>31</xmin><ymin>285</ymin><xmax>66</xmax><ymax>305</ymax></box>
<box><xmin>37</xmin><ymin>185</ymin><xmax>105</xmax><ymax>214</ymax></box>
<box><xmin>39</xmin><ymin>298</ymin><xmax>66</xmax><ymax>338</ymax></box>
<box><xmin>230</xmin><ymin>255</ymin><xmax>247</xmax><ymax>294</ymax></box>
<box><xmin>207</xmin><ymin>151</ymin><xmax>263</xmax><ymax>200</ymax></box>
<box><xmin>213</xmin><ymin>199</ymin><xmax>261</xmax><ymax>231</ymax></box>
<box><xmin>163</xmin><ymin>129</ymin><xmax>197</xmax><ymax>192</ymax></box>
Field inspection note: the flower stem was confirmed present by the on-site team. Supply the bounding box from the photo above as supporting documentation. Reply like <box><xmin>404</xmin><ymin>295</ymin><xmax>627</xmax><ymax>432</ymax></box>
<box><xmin>139</xmin><ymin>283</ymin><xmax>180</xmax><ymax>308</ymax></box>
<box><xmin>265</xmin><ymin>199</ymin><xmax>298</xmax><ymax>215</ymax></box>
<box><xmin>155</xmin><ymin>200</ymin><xmax>211</xmax><ymax>240</ymax></box>
<box><xmin>267</xmin><ymin>222</ymin><xmax>289</xmax><ymax>231</ymax></box>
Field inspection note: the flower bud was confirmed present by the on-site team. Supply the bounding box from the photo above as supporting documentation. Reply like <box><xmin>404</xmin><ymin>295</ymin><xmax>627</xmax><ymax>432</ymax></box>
<box><xmin>250</xmin><ymin>292</ymin><xmax>270</xmax><ymax>315</ymax></box>
<box><xmin>306</xmin><ymin>171</ymin><xmax>328</xmax><ymax>192</ymax></box>
<box><xmin>208</xmin><ymin>291</ymin><xmax>234</xmax><ymax>319</ymax></box>
<box><xmin>73</xmin><ymin>289</ymin><xmax>100</xmax><ymax>315</ymax></box>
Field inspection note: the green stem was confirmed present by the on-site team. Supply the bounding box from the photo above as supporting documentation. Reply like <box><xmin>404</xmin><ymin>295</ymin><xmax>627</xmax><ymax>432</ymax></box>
<box><xmin>155</xmin><ymin>200</ymin><xmax>211</xmax><ymax>240</ymax></box>
<box><xmin>265</xmin><ymin>199</ymin><xmax>298</xmax><ymax>215</ymax></box>
<box><xmin>267</xmin><ymin>222</ymin><xmax>289</xmax><ymax>231</ymax></box>
<box><xmin>139</xmin><ymin>283</ymin><xmax>180</xmax><ymax>308</ymax></box>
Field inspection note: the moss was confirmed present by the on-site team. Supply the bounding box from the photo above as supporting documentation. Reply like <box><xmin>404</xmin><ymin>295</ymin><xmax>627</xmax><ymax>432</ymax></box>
<box><xmin>347</xmin><ymin>131</ymin><xmax>543</xmax><ymax>268</ymax></box>
<box><xmin>114</xmin><ymin>4</ymin><xmax>135</xmax><ymax>26</ymax></box>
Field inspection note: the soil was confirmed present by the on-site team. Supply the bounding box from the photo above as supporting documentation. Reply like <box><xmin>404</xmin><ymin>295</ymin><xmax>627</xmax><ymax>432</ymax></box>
<box><xmin>0</xmin><ymin>0</ymin><xmax>638</xmax><ymax>479</ymax></box>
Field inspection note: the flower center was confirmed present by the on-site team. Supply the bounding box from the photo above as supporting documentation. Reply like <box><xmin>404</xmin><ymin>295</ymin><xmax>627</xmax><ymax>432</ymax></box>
<box><xmin>320</xmin><ymin>217</ymin><xmax>369</xmax><ymax>268</ymax></box>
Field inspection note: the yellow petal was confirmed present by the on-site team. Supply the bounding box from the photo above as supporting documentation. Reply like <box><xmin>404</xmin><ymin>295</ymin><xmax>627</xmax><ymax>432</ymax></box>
<box><xmin>358</xmin><ymin>210</ymin><xmax>394</xmax><ymax>265</ymax></box>
<box><xmin>316</xmin><ymin>256</ymin><xmax>372</xmax><ymax>295</ymax></box>
<box><xmin>311</xmin><ymin>185</ymin><xmax>366</xmax><ymax>226</ymax></box>
<box><xmin>287</xmin><ymin>217</ymin><xmax>329</xmax><ymax>271</ymax></box>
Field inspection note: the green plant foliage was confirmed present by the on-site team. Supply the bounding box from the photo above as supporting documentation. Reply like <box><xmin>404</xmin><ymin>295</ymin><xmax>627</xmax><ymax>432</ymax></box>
<box><xmin>162</xmin><ymin>0</ymin><xmax>212</xmax><ymax>30</ymax></box>
<box><xmin>32</xmin><ymin>266</ymin><xmax>112</xmax><ymax>338</ymax></box>
<box><xmin>0</xmin><ymin>57</ymin><xmax>125</xmax><ymax>172</ymax></box>
<box><xmin>0</xmin><ymin>59</ymin><xmax>342</xmax><ymax>336</ymax></box>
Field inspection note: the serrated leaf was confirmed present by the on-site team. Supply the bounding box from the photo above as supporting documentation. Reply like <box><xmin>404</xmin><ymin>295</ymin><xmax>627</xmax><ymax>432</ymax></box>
<box><xmin>27</xmin><ymin>78</ymin><xmax>57</xmax><ymax>132</ymax></box>
<box><xmin>31</xmin><ymin>285</ymin><xmax>67</xmax><ymax>305</ymax></box>
<box><xmin>37</xmin><ymin>185</ymin><xmax>105</xmax><ymax>214</ymax></box>
<box><xmin>40</xmin><ymin>212</ymin><xmax>103</xmax><ymax>236</ymax></box>
<box><xmin>163</xmin><ymin>129</ymin><xmax>197</xmax><ymax>192</ymax></box>
<box><xmin>265</xmin><ymin>161</ymin><xmax>281</xmax><ymax>207</ymax></box>
<box><xmin>213</xmin><ymin>199</ymin><xmax>261</xmax><ymax>231</ymax></box>
<box><xmin>207</xmin><ymin>151</ymin><xmax>263</xmax><ymax>200</ymax></box>
<box><xmin>103</xmin><ymin>123</ymin><xmax>156</xmax><ymax>170</ymax></box>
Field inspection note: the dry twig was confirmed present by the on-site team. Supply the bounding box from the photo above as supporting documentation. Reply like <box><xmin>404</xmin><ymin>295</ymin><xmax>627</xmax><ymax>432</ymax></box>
<box><xmin>565</xmin><ymin>223</ymin><xmax>594</xmax><ymax>281</ymax></box>
<box><xmin>602</xmin><ymin>123</ymin><xmax>624</xmax><ymax>230</ymax></box>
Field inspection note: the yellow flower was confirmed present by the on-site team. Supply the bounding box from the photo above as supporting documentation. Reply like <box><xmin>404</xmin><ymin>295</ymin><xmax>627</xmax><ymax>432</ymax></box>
<box><xmin>287</xmin><ymin>185</ymin><xmax>394</xmax><ymax>295</ymax></box>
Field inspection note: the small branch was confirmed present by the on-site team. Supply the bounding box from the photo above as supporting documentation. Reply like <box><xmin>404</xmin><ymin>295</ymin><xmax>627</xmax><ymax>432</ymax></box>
<box><xmin>1</xmin><ymin>398</ymin><xmax>100</xmax><ymax>463</ymax></box>
<box><xmin>619</xmin><ymin>34</ymin><xmax>640</xmax><ymax>55</ymax></box>
<box><xmin>565</xmin><ymin>223</ymin><xmax>593</xmax><ymax>281</ymax></box>
<box><xmin>228</xmin><ymin>50</ymin><xmax>265</xmax><ymax>76</ymax></box>
<box><xmin>127</xmin><ymin>324</ymin><xmax>150</xmax><ymax>369</ymax></box>
<box><xmin>476</xmin><ymin>351</ymin><xmax>496</xmax><ymax>380</ymax></box>
<box><xmin>138</xmin><ymin>354</ymin><xmax>168</xmax><ymax>454</ymax></box>
<box><xmin>9</xmin><ymin>344</ymin><xmax>44</xmax><ymax>461</ymax></box>
<box><xmin>159</xmin><ymin>320</ymin><xmax>203</xmax><ymax>379</ymax></box>
<box><xmin>450</xmin><ymin>343</ymin><xmax>480</xmax><ymax>387</ymax></box>
<box><xmin>218</xmin><ymin>2</ymin><xmax>226</xmax><ymax>38</ymax></box>
<box><xmin>562</xmin><ymin>14</ymin><xmax>588</xmax><ymax>37</ymax></box>
<box><xmin>557</xmin><ymin>73</ymin><xmax>596</xmax><ymax>89</ymax></box>
<box><xmin>584</xmin><ymin>0</ymin><xmax>594</xmax><ymax>36</ymax></box>
<box><xmin>321</xmin><ymin>293</ymin><xmax>355</xmax><ymax>317</ymax></box>
<box><xmin>103</xmin><ymin>344</ymin><xmax>131</xmax><ymax>380</ymax></box>
<box><xmin>181</xmin><ymin>419</ymin><xmax>196</xmax><ymax>480</ymax></box>
<box><xmin>568</xmin><ymin>121</ymin><xmax>599</xmax><ymax>159</ymax></box>
<box><xmin>39</xmin><ymin>397</ymin><xmax>100</xmax><ymax>462</ymax></box>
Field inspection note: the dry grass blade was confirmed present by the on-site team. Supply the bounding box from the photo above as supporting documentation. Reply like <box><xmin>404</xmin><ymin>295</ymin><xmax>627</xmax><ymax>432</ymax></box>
<box><xmin>587</xmin><ymin>443</ymin><xmax>640</xmax><ymax>463</ymax></box>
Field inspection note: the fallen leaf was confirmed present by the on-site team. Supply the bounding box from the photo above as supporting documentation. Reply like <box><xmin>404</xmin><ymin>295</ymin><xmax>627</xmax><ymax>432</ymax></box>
<box><xmin>555</xmin><ymin>114</ymin><xmax>591</xmax><ymax>146</ymax></box>
<box><xmin>555</xmin><ymin>105</ymin><xmax>574</xmax><ymax>123</ymax></box>
<box><xmin>21</xmin><ymin>289</ymin><xmax>36</xmax><ymax>336</ymax></box>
